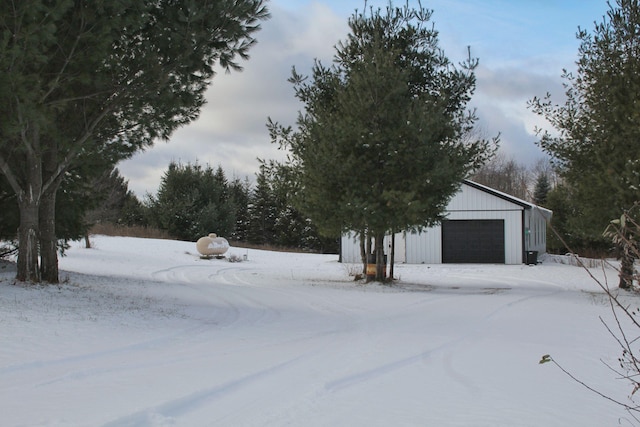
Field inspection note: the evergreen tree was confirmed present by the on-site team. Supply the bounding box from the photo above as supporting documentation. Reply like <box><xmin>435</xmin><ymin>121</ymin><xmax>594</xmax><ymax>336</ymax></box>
<box><xmin>214</xmin><ymin>166</ymin><xmax>230</xmax><ymax>203</ymax></box>
<box><xmin>0</xmin><ymin>174</ymin><xmax>18</xmax><ymax>242</ymax></box>
<box><xmin>84</xmin><ymin>169</ymin><xmax>131</xmax><ymax>227</ymax></box>
<box><xmin>0</xmin><ymin>0</ymin><xmax>268</xmax><ymax>283</ymax></box>
<box><xmin>269</xmin><ymin>4</ymin><xmax>495</xmax><ymax>280</ymax></box>
<box><xmin>1</xmin><ymin>161</ymin><xmax>117</xmax><ymax>255</ymax></box>
<box><xmin>148</xmin><ymin>162</ymin><xmax>236</xmax><ymax>242</ymax></box>
<box><xmin>119</xmin><ymin>192</ymin><xmax>147</xmax><ymax>228</ymax></box>
<box><xmin>244</xmin><ymin>161</ymin><xmax>335</xmax><ymax>251</ymax></box>
<box><xmin>529</xmin><ymin>0</ymin><xmax>640</xmax><ymax>288</ymax></box>
<box><xmin>228</xmin><ymin>177</ymin><xmax>251</xmax><ymax>242</ymax></box>
<box><xmin>81</xmin><ymin>168</ymin><xmax>137</xmax><ymax>247</ymax></box>
<box><xmin>199</xmin><ymin>167</ymin><xmax>236</xmax><ymax>241</ymax></box>
<box><xmin>533</xmin><ymin>173</ymin><xmax>551</xmax><ymax>206</ymax></box>
<box><xmin>247</xmin><ymin>163</ymin><xmax>277</xmax><ymax>245</ymax></box>
<box><xmin>265</xmin><ymin>160</ymin><xmax>331</xmax><ymax>251</ymax></box>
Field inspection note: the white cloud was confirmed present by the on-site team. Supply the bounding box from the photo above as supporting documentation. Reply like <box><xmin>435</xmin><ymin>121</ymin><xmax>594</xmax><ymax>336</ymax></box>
<box><xmin>119</xmin><ymin>3</ymin><xmax>348</xmax><ymax>197</ymax></box>
<box><xmin>119</xmin><ymin>0</ymin><xmax>600</xmax><ymax>197</ymax></box>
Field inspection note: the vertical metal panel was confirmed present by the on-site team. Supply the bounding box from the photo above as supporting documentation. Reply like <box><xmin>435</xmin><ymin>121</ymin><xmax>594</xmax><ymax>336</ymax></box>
<box><xmin>340</xmin><ymin>232</ymin><xmax>361</xmax><ymax>263</ymax></box>
<box><xmin>381</xmin><ymin>233</ymin><xmax>407</xmax><ymax>264</ymax></box>
<box><xmin>387</xmin><ymin>232</ymin><xmax>406</xmax><ymax>263</ymax></box>
<box><xmin>525</xmin><ymin>208</ymin><xmax>549</xmax><ymax>255</ymax></box>
<box><xmin>448</xmin><ymin>184</ymin><xmax>523</xmax><ymax>211</ymax></box>
<box><xmin>406</xmin><ymin>225</ymin><xmax>442</xmax><ymax>263</ymax></box>
<box><xmin>341</xmin><ymin>232</ymin><xmax>408</xmax><ymax>264</ymax></box>
<box><xmin>339</xmin><ymin>181</ymin><xmax>545</xmax><ymax>265</ymax></box>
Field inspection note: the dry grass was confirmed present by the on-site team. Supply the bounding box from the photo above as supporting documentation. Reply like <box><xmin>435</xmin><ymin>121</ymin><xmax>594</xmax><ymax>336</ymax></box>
<box><xmin>228</xmin><ymin>241</ymin><xmax>321</xmax><ymax>254</ymax></box>
<box><xmin>545</xmin><ymin>253</ymin><xmax>612</xmax><ymax>269</ymax></box>
<box><xmin>89</xmin><ymin>223</ymin><xmax>172</xmax><ymax>240</ymax></box>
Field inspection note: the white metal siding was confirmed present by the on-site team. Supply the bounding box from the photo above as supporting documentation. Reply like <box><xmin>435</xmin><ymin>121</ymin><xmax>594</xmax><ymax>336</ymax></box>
<box><xmin>401</xmin><ymin>184</ymin><xmax>525</xmax><ymax>264</ymax></box>
<box><xmin>385</xmin><ymin>232</ymin><xmax>406</xmax><ymax>263</ymax></box>
<box><xmin>341</xmin><ymin>232</ymin><xmax>407</xmax><ymax>264</ymax></box>
<box><xmin>525</xmin><ymin>208</ymin><xmax>550</xmax><ymax>255</ymax></box>
<box><xmin>404</xmin><ymin>211</ymin><xmax>523</xmax><ymax>264</ymax></box>
<box><xmin>448</xmin><ymin>184</ymin><xmax>522</xmax><ymax>211</ymax></box>
<box><xmin>340</xmin><ymin>181</ymin><xmax>548</xmax><ymax>265</ymax></box>
<box><xmin>341</xmin><ymin>232</ymin><xmax>361</xmax><ymax>263</ymax></box>
<box><xmin>406</xmin><ymin>226</ymin><xmax>442</xmax><ymax>263</ymax></box>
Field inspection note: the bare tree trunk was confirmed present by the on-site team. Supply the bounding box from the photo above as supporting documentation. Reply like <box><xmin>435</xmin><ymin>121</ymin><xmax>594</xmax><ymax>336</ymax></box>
<box><xmin>17</xmin><ymin>199</ymin><xmax>40</xmax><ymax>282</ymax></box>
<box><xmin>619</xmin><ymin>245</ymin><xmax>635</xmax><ymax>290</ymax></box>
<box><xmin>39</xmin><ymin>188</ymin><xmax>59</xmax><ymax>283</ymax></box>
<box><xmin>366</xmin><ymin>232</ymin><xmax>373</xmax><ymax>277</ymax></box>
<box><xmin>3</xmin><ymin>123</ymin><xmax>46</xmax><ymax>283</ymax></box>
<box><xmin>375</xmin><ymin>231</ymin><xmax>385</xmax><ymax>282</ymax></box>
<box><xmin>390</xmin><ymin>232</ymin><xmax>395</xmax><ymax>280</ymax></box>
<box><xmin>39</xmin><ymin>134</ymin><xmax>63</xmax><ymax>284</ymax></box>
<box><xmin>15</xmin><ymin>148</ymin><xmax>43</xmax><ymax>283</ymax></box>
<box><xmin>359</xmin><ymin>231</ymin><xmax>366</xmax><ymax>276</ymax></box>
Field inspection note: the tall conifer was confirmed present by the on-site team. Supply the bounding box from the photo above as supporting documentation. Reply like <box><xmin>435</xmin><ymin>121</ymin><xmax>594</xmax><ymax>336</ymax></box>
<box><xmin>530</xmin><ymin>0</ymin><xmax>640</xmax><ymax>288</ymax></box>
<box><xmin>270</xmin><ymin>3</ymin><xmax>495</xmax><ymax>281</ymax></box>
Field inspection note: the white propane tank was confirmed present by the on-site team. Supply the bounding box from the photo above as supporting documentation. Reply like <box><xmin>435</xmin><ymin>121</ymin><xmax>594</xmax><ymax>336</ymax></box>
<box><xmin>196</xmin><ymin>233</ymin><xmax>229</xmax><ymax>257</ymax></box>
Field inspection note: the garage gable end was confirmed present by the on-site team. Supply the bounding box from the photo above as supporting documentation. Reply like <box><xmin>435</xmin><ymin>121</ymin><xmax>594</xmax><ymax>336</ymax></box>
<box><xmin>448</xmin><ymin>181</ymin><xmax>527</xmax><ymax>212</ymax></box>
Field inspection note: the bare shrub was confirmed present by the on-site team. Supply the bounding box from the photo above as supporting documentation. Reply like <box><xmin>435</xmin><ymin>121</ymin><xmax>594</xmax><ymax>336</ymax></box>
<box><xmin>228</xmin><ymin>253</ymin><xmax>243</xmax><ymax>263</ymax></box>
<box><xmin>546</xmin><ymin>253</ymin><xmax>609</xmax><ymax>269</ymax></box>
<box><xmin>540</xmin><ymin>205</ymin><xmax>640</xmax><ymax>421</ymax></box>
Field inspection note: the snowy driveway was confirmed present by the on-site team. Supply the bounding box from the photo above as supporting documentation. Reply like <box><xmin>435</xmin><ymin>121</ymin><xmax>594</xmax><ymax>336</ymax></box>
<box><xmin>0</xmin><ymin>236</ymin><xmax>630</xmax><ymax>426</ymax></box>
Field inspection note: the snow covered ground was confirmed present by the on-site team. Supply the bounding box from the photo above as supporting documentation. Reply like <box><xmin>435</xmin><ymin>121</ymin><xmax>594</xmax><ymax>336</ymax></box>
<box><xmin>1</xmin><ymin>235</ymin><xmax>637</xmax><ymax>426</ymax></box>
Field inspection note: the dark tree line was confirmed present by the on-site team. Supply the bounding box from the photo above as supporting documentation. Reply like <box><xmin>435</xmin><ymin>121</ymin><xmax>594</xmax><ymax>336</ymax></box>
<box><xmin>145</xmin><ymin>161</ymin><xmax>337</xmax><ymax>253</ymax></box>
<box><xmin>148</xmin><ymin>160</ymin><xmax>339</xmax><ymax>253</ymax></box>
<box><xmin>0</xmin><ymin>165</ymin><xmax>142</xmax><ymax>250</ymax></box>
<box><xmin>1</xmin><ymin>160</ymin><xmax>339</xmax><ymax>256</ymax></box>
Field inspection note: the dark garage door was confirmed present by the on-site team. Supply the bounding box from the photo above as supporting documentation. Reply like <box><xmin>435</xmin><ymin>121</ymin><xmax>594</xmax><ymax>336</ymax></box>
<box><xmin>442</xmin><ymin>219</ymin><xmax>505</xmax><ymax>263</ymax></box>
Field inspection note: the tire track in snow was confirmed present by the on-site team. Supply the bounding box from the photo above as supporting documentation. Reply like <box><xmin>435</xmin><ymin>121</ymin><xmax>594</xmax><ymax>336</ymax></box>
<box><xmin>151</xmin><ymin>264</ymin><xmax>285</xmax><ymax>328</ymax></box>
<box><xmin>118</xmin><ymin>261</ymin><xmax>570</xmax><ymax>423</ymax></box>
<box><xmin>151</xmin><ymin>263</ymin><xmax>367</xmax><ymax>335</ymax></box>
<box><xmin>100</xmin><ymin>350</ymin><xmax>319</xmax><ymax>427</ymax></box>
<box><xmin>2</xmin><ymin>265</ymin><xmax>264</xmax><ymax>385</ymax></box>
<box><xmin>0</xmin><ymin>324</ymin><xmax>206</xmax><ymax>377</ymax></box>
<box><xmin>323</xmin><ymin>285</ymin><xmax>564</xmax><ymax>394</ymax></box>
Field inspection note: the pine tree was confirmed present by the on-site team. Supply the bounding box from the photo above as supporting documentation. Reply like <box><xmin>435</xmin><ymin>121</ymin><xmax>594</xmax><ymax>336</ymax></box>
<box><xmin>198</xmin><ymin>167</ymin><xmax>236</xmax><ymax>240</ymax></box>
<box><xmin>269</xmin><ymin>3</ymin><xmax>495</xmax><ymax>281</ymax></box>
<box><xmin>533</xmin><ymin>173</ymin><xmax>551</xmax><ymax>206</ymax></box>
<box><xmin>529</xmin><ymin>0</ymin><xmax>640</xmax><ymax>288</ymax></box>
<box><xmin>148</xmin><ymin>162</ymin><xmax>236</xmax><ymax>242</ymax></box>
<box><xmin>83</xmin><ymin>169</ymin><xmax>131</xmax><ymax>227</ymax></box>
<box><xmin>0</xmin><ymin>174</ymin><xmax>18</xmax><ymax>242</ymax></box>
<box><xmin>247</xmin><ymin>163</ymin><xmax>277</xmax><ymax>245</ymax></box>
<box><xmin>0</xmin><ymin>0</ymin><xmax>268</xmax><ymax>283</ymax></box>
<box><xmin>119</xmin><ymin>193</ymin><xmax>147</xmax><ymax>228</ymax></box>
<box><xmin>229</xmin><ymin>177</ymin><xmax>251</xmax><ymax>242</ymax></box>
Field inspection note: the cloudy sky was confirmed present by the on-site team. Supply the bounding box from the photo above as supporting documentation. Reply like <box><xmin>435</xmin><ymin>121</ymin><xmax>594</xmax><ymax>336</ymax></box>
<box><xmin>118</xmin><ymin>0</ymin><xmax>611</xmax><ymax>197</ymax></box>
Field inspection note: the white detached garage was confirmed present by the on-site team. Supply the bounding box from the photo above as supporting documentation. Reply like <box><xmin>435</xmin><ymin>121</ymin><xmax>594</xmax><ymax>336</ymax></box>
<box><xmin>341</xmin><ymin>180</ymin><xmax>552</xmax><ymax>265</ymax></box>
